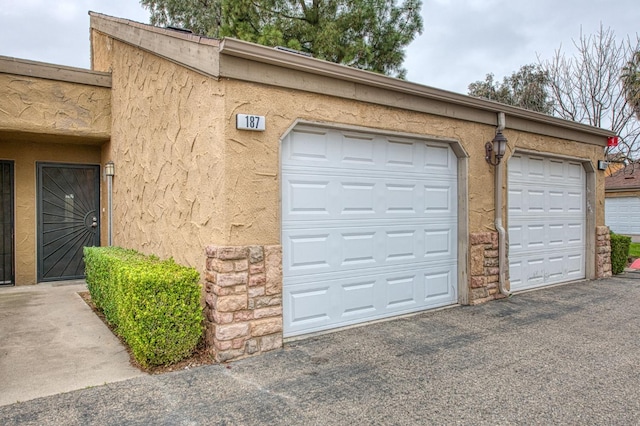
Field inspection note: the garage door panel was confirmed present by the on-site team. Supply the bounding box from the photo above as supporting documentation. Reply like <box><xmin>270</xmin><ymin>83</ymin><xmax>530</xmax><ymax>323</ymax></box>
<box><xmin>283</xmin><ymin>222</ymin><xmax>456</xmax><ymax>277</ymax></box>
<box><xmin>284</xmin><ymin>263</ymin><xmax>456</xmax><ymax>336</ymax></box>
<box><xmin>508</xmin><ymin>154</ymin><xmax>586</xmax><ymax>291</ymax></box>
<box><xmin>284</xmin><ymin>127</ymin><xmax>457</xmax><ymax>176</ymax></box>
<box><xmin>283</xmin><ymin>128</ymin><xmax>458</xmax><ymax>336</ymax></box>
<box><xmin>283</xmin><ymin>173</ymin><xmax>456</xmax><ymax>221</ymax></box>
<box><xmin>606</xmin><ymin>197</ymin><xmax>640</xmax><ymax>235</ymax></box>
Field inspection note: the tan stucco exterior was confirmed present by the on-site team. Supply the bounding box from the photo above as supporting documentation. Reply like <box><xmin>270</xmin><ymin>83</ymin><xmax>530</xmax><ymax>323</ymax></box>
<box><xmin>89</xmin><ymin>18</ymin><xmax>608</xmax><ymax>276</ymax></box>
<box><xmin>0</xmin><ymin>140</ymin><xmax>101</xmax><ymax>285</ymax></box>
<box><xmin>0</xmin><ymin>58</ymin><xmax>109</xmax><ymax>285</ymax></box>
<box><xmin>0</xmin><ymin>64</ymin><xmax>111</xmax><ymax>143</ymax></box>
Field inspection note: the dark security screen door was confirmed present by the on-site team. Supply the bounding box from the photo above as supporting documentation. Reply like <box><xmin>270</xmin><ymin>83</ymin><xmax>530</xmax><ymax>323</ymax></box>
<box><xmin>0</xmin><ymin>161</ymin><xmax>14</xmax><ymax>285</ymax></box>
<box><xmin>37</xmin><ymin>163</ymin><xmax>100</xmax><ymax>282</ymax></box>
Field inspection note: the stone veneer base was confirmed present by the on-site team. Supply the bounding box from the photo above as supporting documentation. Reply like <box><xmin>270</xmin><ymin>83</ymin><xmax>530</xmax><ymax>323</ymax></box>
<box><xmin>204</xmin><ymin>245</ymin><xmax>283</xmax><ymax>362</ymax></box>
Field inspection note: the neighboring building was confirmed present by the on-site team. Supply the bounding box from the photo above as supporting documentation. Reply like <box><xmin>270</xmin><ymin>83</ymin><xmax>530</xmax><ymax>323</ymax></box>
<box><xmin>0</xmin><ymin>12</ymin><xmax>615</xmax><ymax>361</ymax></box>
<box><xmin>605</xmin><ymin>162</ymin><xmax>640</xmax><ymax>237</ymax></box>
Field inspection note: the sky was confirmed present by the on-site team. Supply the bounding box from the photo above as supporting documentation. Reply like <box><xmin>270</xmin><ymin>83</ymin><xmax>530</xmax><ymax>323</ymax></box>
<box><xmin>0</xmin><ymin>0</ymin><xmax>638</xmax><ymax>95</ymax></box>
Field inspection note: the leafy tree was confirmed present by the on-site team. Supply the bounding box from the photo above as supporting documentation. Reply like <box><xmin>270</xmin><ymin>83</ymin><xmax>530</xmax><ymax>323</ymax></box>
<box><xmin>622</xmin><ymin>49</ymin><xmax>640</xmax><ymax>120</ymax></box>
<box><xmin>140</xmin><ymin>0</ymin><xmax>423</xmax><ymax>78</ymax></box>
<box><xmin>541</xmin><ymin>26</ymin><xmax>640</xmax><ymax>160</ymax></box>
<box><xmin>467</xmin><ymin>64</ymin><xmax>553</xmax><ymax>114</ymax></box>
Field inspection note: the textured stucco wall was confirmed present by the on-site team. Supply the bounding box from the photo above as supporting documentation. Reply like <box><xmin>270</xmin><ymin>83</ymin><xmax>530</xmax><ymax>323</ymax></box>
<box><xmin>92</xmin><ymin>30</ymin><xmax>606</xmax><ymax>274</ymax></box>
<box><xmin>0</xmin><ymin>74</ymin><xmax>110</xmax><ymax>141</ymax></box>
<box><xmin>221</xmin><ymin>79</ymin><xmax>606</xmax><ymax>245</ymax></box>
<box><xmin>0</xmin><ymin>140</ymin><xmax>101</xmax><ymax>285</ymax></box>
<box><xmin>92</xmin><ymin>31</ymin><xmax>227</xmax><ymax>271</ymax></box>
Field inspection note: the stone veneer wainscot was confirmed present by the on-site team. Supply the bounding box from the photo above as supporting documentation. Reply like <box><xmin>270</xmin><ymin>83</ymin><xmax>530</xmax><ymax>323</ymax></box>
<box><xmin>204</xmin><ymin>245</ymin><xmax>283</xmax><ymax>362</ymax></box>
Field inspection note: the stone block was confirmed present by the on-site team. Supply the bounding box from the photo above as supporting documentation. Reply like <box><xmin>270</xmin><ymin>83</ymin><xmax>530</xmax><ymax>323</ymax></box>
<box><xmin>209</xmin><ymin>259</ymin><xmax>235</xmax><ymax>273</ymax></box>
<box><xmin>469</xmin><ymin>232</ymin><xmax>492</xmax><ymax>245</ymax></box>
<box><xmin>491</xmin><ymin>232</ymin><xmax>498</xmax><ymax>249</ymax></box>
<box><xmin>484</xmin><ymin>257</ymin><xmax>499</xmax><ymax>267</ymax></box>
<box><xmin>213</xmin><ymin>284</ymin><xmax>247</xmax><ymax>296</ymax></box>
<box><xmin>248</xmin><ymin>286</ymin><xmax>265</xmax><ymax>298</ymax></box>
<box><xmin>470</xmin><ymin>276</ymin><xmax>486</xmax><ymax>288</ymax></box>
<box><xmin>216</xmin><ymin>349</ymin><xmax>246</xmax><ymax>363</ymax></box>
<box><xmin>486</xmin><ymin>274</ymin><xmax>499</xmax><ymax>283</ymax></box>
<box><xmin>486</xmin><ymin>267</ymin><xmax>500</xmax><ymax>276</ymax></box>
<box><xmin>215</xmin><ymin>322</ymin><xmax>250</xmax><ymax>341</ymax></box>
<box><xmin>205</xmin><ymin>292</ymin><xmax>216</xmax><ymax>308</ymax></box>
<box><xmin>251</xmin><ymin>296</ymin><xmax>282</xmax><ymax>309</ymax></box>
<box><xmin>265</xmin><ymin>245</ymin><xmax>283</xmax><ymax>296</ymax></box>
<box><xmin>234</xmin><ymin>259</ymin><xmax>249</xmax><ymax>272</ymax></box>
<box><xmin>209</xmin><ymin>246</ymin><xmax>249</xmax><ymax>260</ymax></box>
<box><xmin>246</xmin><ymin>338</ymin><xmax>260</xmax><ymax>355</ymax></box>
<box><xmin>249</xmin><ymin>263</ymin><xmax>265</xmax><ymax>274</ymax></box>
<box><xmin>249</xmin><ymin>246</ymin><xmax>264</xmax><ymax>264</ymax></box>
<box><xmin>251</xmin><ymin>318</ymin><xmax>283</xmax><ymax>337</ymax></box>
<box><xmin>254</xmin><ymin>306</ymin><xmax>283</xmax><ymax>319</ymax></box>
<box><xmin>470</xmin><ymin>287</ymin><xmax>488</xmax><ymax>300</ymax></box>
<box><xmin>470</xmin><ymin>245</ymin><xmax>485</xmax><ymax>276</ymax></box>
<box><xmin>234</xmin><ymin>310</ymin><xmax>254</xmax><ymax>321</ymax></box>
<box><xmin>249</xmin><ymin>273</ymin><xmax>266</xmax><ymax>287</ymax></box>
<box><xmin>212</xmin><ymin>310</ymin><xmax>234</xmax><ymax>325</ymax></box>
<box><xmin>232</xmin><ymin>338</ymin><xmax>246</xmax><ymax>350</ymax></box>
<box><xmin>216</xmin><ymin>294</ymin><xmax>248</xmax><ymax>312</ymax></box>
<box><xmin>217</xmin><ymin>272</ymin><xmax>248</xmax><ymax>287</ymax></box>
<box><xmin>260</xmin><ymin>334</ymin><xmax>283</xmax><ymax>352</ymax></box>
<box><xmin>204</xmin><ymin>270</ymin><xmax>217</xmax><ymax>284</ymax></box>
<box><xmin>214</xmin><ymin>339</ymin><xmax>233</xmax><ymax>351</ymax></box>
<box><xmin>484</xmin><ymin>249</ymin><xmax>499</xmax><ymax>258</ymax></box>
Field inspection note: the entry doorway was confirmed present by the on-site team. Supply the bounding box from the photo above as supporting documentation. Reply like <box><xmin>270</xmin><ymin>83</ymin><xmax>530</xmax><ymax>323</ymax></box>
<box><xmin>0</xmin><ymin>160</ymin><xmax>14</xmax><ymax>286</ymax></box>
<box><xmin>37</xmin><ymin>163</ymin><xmax>100</xmax><ymax>282</ymax></box>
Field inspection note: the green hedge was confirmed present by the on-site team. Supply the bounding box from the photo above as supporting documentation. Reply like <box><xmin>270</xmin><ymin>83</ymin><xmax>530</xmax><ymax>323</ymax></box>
<box><xmin>84</xmin><ymin>247</ymin><xmax>203</xmax><ymax>367</ymax></box>
<box><xmin>610</xmin><ymin>232</ymin><xmax>631</xmax><ymax>275</ymax></box>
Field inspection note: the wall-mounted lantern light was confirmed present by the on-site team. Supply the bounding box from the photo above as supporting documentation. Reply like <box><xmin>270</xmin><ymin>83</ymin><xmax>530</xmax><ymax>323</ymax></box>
<box><xmin>104</xmin><ymin>161</ymin><xmax>115</xmax><ymax>177</ymax></box>
<box><xmin>485</xmin><ymin>131</ymin><xmax>508</xmax><ymax>166</ymax></box>
<box><xmin>104</xmin><ymin>160</ymin><xmax>115</xmax><ymax>246</ymax></box>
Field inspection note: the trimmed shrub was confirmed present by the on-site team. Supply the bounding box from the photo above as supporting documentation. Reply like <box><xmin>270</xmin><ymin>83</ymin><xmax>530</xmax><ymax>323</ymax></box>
<box><xmin>610</xmin><ymin>232</ymin><xmax>631</xmax><ymax>275</ymax></box>
<box><xmin>84</xmin><ymin>247</ymin><xmax>203</xmax><ymax>367</ymax></box>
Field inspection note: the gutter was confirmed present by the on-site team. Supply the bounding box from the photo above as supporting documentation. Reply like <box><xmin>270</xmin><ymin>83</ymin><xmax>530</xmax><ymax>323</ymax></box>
<box><xmin>495</xmin><ymin>112</ymin><xmax>510</xmax><ymax>296</ymax></box>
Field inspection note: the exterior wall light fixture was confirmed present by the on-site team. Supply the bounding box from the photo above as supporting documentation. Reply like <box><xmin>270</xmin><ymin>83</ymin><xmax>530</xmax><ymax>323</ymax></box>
<box><xmin>485</xmin><ymin>131</ymin><xmax>508</xmax><ymax>166</ymax></box>
<box><xmin>104</xmin><ymin>160</ymin><xmax>115</xmax><ymax>246</ymax></box>
<box><xmin>104</xmin><ymin>161</ymin><xmax>115</xmax><ymax>177</ymax></box>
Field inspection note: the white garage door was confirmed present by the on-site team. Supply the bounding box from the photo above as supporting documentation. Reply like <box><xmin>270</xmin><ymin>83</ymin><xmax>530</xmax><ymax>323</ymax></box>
<box><xmin>508</xmin><ymin>153</ymin><xmax>586</xmax><ymax>292</ymax></box>
<box><xmin>605</xmin><ymin>197</ymin><xmax>640</xmax><ymax>235</ymax></box>
<box><xmin>281</xmin><ymin>126</ymin><xmax>458</xmax><ymax>337</ymax></box>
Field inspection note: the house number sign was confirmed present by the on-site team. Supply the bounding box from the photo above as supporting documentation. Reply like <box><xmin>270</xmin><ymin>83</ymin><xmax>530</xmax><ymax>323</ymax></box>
<box><xmin>236</xmin><ymin>114</ymin><xmax>266</xmax><ymax>131</ymax></box>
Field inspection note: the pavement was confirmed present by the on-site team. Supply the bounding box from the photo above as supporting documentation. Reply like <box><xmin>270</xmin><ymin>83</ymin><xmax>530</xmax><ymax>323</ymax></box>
<box><xmin>0</xmin><ymin>281</ymin><xmax>144</xmax><ymax>406</ymax></box>
<box><xmin>2</xmin><ymin>272</ymin><xmax>640</xmax><ymax>424</ymax></box>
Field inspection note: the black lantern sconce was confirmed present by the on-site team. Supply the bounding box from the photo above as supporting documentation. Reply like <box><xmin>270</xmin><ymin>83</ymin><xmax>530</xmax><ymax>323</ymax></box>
<box><xmin>485</xmin><ymin>130</ymin><xmax>508</xmax><ymax>166</ymax></box>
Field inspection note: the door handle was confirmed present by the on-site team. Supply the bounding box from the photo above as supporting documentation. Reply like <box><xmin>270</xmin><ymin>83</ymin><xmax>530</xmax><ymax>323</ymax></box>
<box><xmin>91</xmin><ymin>217</ymin><xmax>98</xmax><ymax>228</ymax></box>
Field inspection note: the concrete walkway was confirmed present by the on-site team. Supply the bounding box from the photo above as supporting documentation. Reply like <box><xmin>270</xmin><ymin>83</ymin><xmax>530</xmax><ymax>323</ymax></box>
<box><xmin>0</xmin><ymin>281</ymin><xmax>144</xmax><ymax>406</ymax></box>
<box><xmin>2</xmin><ymin>273</ymin><xmax>640</xmax><ymax>424</ymax></box>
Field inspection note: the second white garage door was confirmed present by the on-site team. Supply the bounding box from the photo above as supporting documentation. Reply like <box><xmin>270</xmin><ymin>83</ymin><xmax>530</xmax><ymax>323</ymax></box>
<box><xmin>605</xmin><ymin>197</ymin><xmax>640</xmax><ymax>235</ymax></box>
<box><xmin>281</xmin><ymin>126</ymin><xmax>458</xmax><ymax>337</ymax></box>
<box><xmin>508</xmin><ymin>153</ymin><xmax>586</xmax><ymax>291</ymax></box>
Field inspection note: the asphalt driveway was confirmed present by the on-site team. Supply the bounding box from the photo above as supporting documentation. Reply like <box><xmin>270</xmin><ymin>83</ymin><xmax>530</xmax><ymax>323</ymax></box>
<box><xmin>2</xmin><ymin>272</ymin><xmax>640</xmax><ymax>425</ymax></box>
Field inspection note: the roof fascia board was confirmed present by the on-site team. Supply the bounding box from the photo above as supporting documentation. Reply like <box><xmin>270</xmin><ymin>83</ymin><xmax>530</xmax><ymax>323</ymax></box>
<box><xmin>0</xmin><ymin>55</ymin><xmax>111</xmax><ymax>87</ymax></box>
<box><xmin>219</xmin><ymin>38</ymin><xmax>613</xmax><ymax>146</ymax></box>
<box><xmin>89</xmin><ymin>12</ymin><xmax>220</xmax><ymax>78</ymax></box>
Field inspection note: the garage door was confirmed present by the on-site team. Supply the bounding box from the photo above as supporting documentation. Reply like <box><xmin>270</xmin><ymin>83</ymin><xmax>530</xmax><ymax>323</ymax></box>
<box><xmin>281</xmin><ymin>126</ymin><xmax>458</xmax><ymax>337</ymax></box>
<box><xmin>508</xmin><ymin>153</ymin><xmax>586</xmax><ymax>291</ymax></box>
<box><xmin>605</xmin><ymin>197</ymin><xmax>640</xmax><ymax>235</ymax></box>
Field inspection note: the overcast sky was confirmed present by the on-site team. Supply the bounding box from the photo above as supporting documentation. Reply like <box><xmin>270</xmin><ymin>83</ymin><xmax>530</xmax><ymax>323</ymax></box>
<box><xmin>0</xmin><ymin>0</ymin><xmax>638</xmax><ymax>95</ymax></box>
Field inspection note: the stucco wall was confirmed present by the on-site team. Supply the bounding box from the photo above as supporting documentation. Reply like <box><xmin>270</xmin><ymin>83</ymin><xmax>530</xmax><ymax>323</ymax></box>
<box><xmin>220</xmin><ymin>78</ymin><xmax>606</xmax><ymax>245</ymax></box>
<box><xmin>92</xmin><ymin>30</ymin><xmax>606</xmax><ymax>275</ymax></box>
<box><xmin>0</xmin><ymin>74</ymin><xmax>110</xmax><ymax>141</ymax></box>
<box><xmin>0</xmin><ymin>140</ymin><xmax>101</xmax><ymax>285</ymax></box>
<box><xmin>92</xmin><ymin>31</ymin><xmax>227</xmax><ymax>270</ymax></box>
